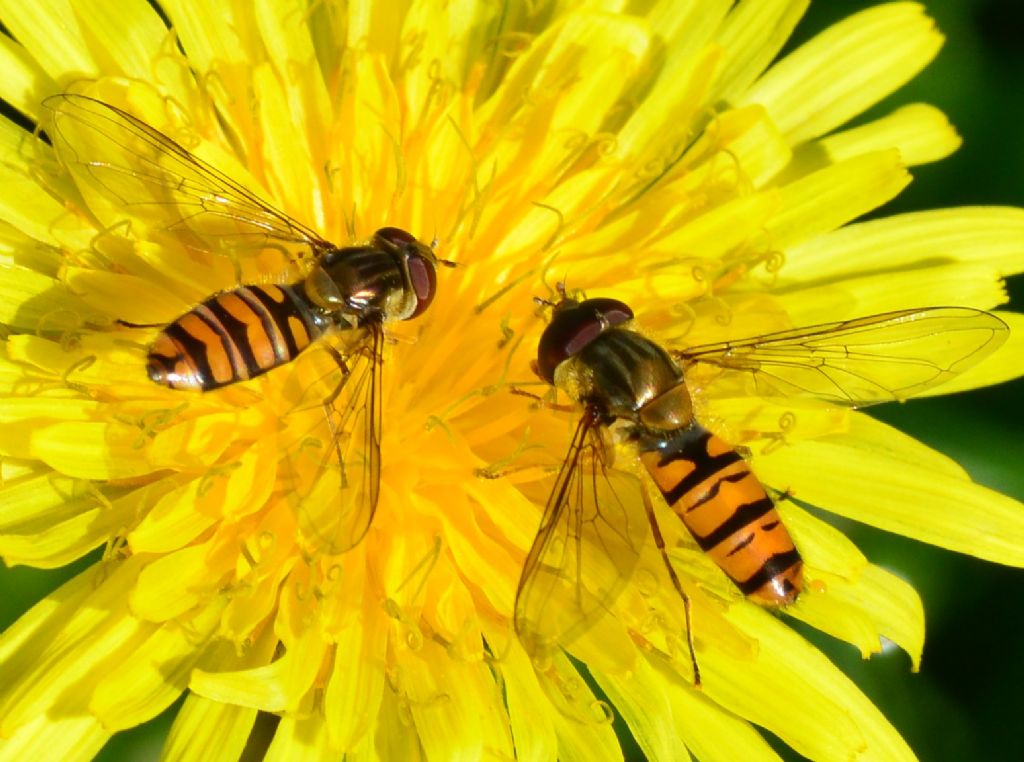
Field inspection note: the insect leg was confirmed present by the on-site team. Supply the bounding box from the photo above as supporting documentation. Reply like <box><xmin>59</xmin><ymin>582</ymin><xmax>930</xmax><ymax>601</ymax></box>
<box><xmin>640</xmin><ymin>489</ymin><xmax>701</xmax><ymax>688</ymax></box>
<box><xmin>509</xmin><ymin>386</ymin><xmax>577</xmax><ymax>413</ymax></box>
<box><xmin>116</xmin><ymin>318</ymin><xmax>165</xmax><ymax>329</ymax></box>
<box><xmin>320</xmin><ymin>342</ymin><xmax>354</xmax><ymax>406</ymax></box>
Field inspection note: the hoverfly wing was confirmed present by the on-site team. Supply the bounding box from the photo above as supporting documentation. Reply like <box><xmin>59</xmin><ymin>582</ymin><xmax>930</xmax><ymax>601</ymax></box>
<box><xmin>286</xmin><ymin>324</ymin><xmax>383</xmax><ymax>555</ymax></box>
<box><xmin>347</xmin><ymin>322</ymin><xmax>384</xmax><ymax>550</ymax></box>
<box><xmin>674</xmin><ymin>307</ymin><xmax>1008</xmax><ymax>407</ymax></box>
<box><xmin>515</xmin><ymin>408</ymin><xmax>649</xmax><ymax>661</ymax></box>
<box><xmin>45</xmin><ymin>93</ymin><xmax>328</xmax><ymax>254</ymax></box>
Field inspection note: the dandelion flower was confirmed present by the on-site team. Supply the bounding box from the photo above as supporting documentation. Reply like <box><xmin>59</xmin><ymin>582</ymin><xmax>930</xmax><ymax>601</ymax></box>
<box><xmin>1</xmin><ymin>2</ymin><xmax>1022</xmax><ymax>761</ymax></box>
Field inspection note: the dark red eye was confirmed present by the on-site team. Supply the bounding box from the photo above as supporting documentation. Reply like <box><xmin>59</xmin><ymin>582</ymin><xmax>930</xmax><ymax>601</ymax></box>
<box><xmin>407</xmin><ymin>254</ymin><xmax>437</xmax><ymax>318</ymax></box>
<box><xmin>536</xmin><ymin>297</ymin><xmax>633</xmax><ymax>383</ymax></box>
<box><xmin>374</xmin><ymin>227</ymin><xmax>416</xmax><ymax>249</ymax></box>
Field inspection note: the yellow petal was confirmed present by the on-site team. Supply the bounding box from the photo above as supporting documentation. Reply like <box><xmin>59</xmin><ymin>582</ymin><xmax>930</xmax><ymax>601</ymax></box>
<box><xmin>393</xmin><ymin>638</ymin><xmax>513</xmax><ymax>762</ymax></box>
<box><xmin>373</xmin><ymin>686</ymin><xmax>426</xmax><ymax>762</ymax></box>
<box><xmin>0</xmin><ymin>224</ymin><xmax>62</xmax><ymax>273</ymax></box>
<box><xmin>795</xmin><ymin>564</ymin><xmax>925</xmax><ymax>669</ymax></box>
<box><xmin>0</xmin><ymin>396</ymin><xmax>99</xmax><ymax>424</ymax></box>
<box><xmin>148</xmin><ymin>408</ymin><xmax>272</xmax><ymax>470</ymax></box>
<box><xmin>426</xmin><ymin>563</ymin><xmax>483</xmax><ymax>653</ymax></box>
<box><xmin>478</xmin><ymin>12</ymin><xmax>650</xmax><ymax>197</ymax></box>
<box><xmin>490</xmin><ymin>163</ymin><xmax>631</xmax><ymax>265</ymax></box>
<box><xmin>126</xmin><ymin>480</ymin><xmax>218</xmax><ymax>556</ymax></box>
<box><xmin>61</xmin><ymin>268</ymin><xmax>195</xmax><ymax>323</ymax></box>
<box><xmin>819</xmin><ymin>103</ymin><xmax>961</xmax><ymax>166</ymax></box>
<box><xmin>0</xmin><ymin>33</ymin><xmax>55</xmax><ymax>118</ymax></box>
<box><xmin>264</xmin><ymin>714</ymin><xmax>333</xmax><ymax>761</ymax></box>
<box><xmin>704</xmin><ymin>604</ymin><xmax>915</xmax><ymax>762</ymax></box>
<box><xmin>715</xmin><ymin>105</ymin><xmax>792</xmax><ymax>187</ymax></box>
<box><xmin>130</xmin><ymin>439</ymin><xmax>275</xmax><ymax>554</ymax></box>
<box><xmin>0</xmin><ymin>0</ymin><xmax>98</xmax><ymax>79</ymax></box>
<box><xmin>226</xmin><ymin>508</ymin><xmax>299</xmax><ymax>614</ymax></box>
<box><xmin>323</xmin><ymin>599</ymin><xmax>388</xmax><ymax>751</ymax></box>
<box><xmin>400</xmin><ymin>0</ymin><xmax>501</xmax><ymax>114</ymax></box>
<box><xmin>90</xmin><ymin>604</ymin><xmax>221</xmax><ymax>731</ymax></box>
<box><xmin>130</xmin><ymin>543</ymin><xmax>215</xmax><ymax>621</ymax></box>
<box><xmin>6</xmin><ymin>334</ymin><xmax>151</xmax><ymax>394</ymax></box>
<box><xmin>158</xmin><ymin>0</ymin><xmax>249</xmax><ymax>69</ymax></box>
<box><xmin>757</xmin><ymin>416</ymin><xmax>1024</xmax><ymax>566</ymax></box>
<box><xmin>803</xmin><ymin>410</ymin><xmax>968</xmax><ymax>479</ymax></box>
<box><xmin>162</xmin><ymin>692</ymin><xmax>257</xmax><ymax>762</ymax></box>
<box><xmin>778</xmin><ymin>261</ymin><xmax>1007</xmax><ymax>324</ymax></box>
<box><xmin>0</xmin><ymin>713</ymin><xmax>107</xmax><ymax>762</ymax></box>
<box><xmin>480</xmin><ymin>621</ymin><xmax>557</xmax><ymax>762</ymax></box>
<box><xmin>444</xmin><ymin>480</ymin><xmax>521</xmax><ymax>613</ymax></box>
<box><xmin>0</xmin><ymin>471</ymin><xmax>100</xmax><ymax>533</ymax></box>
<box><xmin>782</xmin><ymin>493</ymin><xmax>929</xmax><ymax>659</ymax></box>
<box><xmin>28</xmin><ymin>420</ymin><xmax>158</xmax><ymax>480</ymax></box>
<box><xmin>0</xmin><ymin>119</ymin><xmax>69</xmax><ymax>245</ymax></box>
<box><xmin>771</xmin><ymin>501</ymin><xmax>923</xmax><ymax>665</ymax></box>
<box><xmin>664</xmin><ymin>666</ymin><xmax>783</xmax><ymax>762</ymax></box>
<box><xmin>777</xmin><ymin>500</ymin><xmax>868</xmax><ymax>579</ymax></box>
<box><xmin>252</xmin><ymin>64</ymin><xmax>320</xmax><ymax>231</ymax></box>
<box><xmin>560</xmin><ymin>187</ymin><xmax>783</xmax><ymax>311</ymax></box>
<box><xmin>781</xmin><ymin>206</ymin><xmax>1024</xmax><ymax>282</ymax></box>
<box><xmin>0</xmin><ymin>558</ymin><xmax>154</xmax><ymax>736</ymax></box>
<box><xmin>190</xmin><ymin>626</ymin><xmax>323</xmax><ymax>713</ymax></box>
<box><xmin>715</xmin><ymin>0</ymin><xmax>808</xmax><ymax>101</ymax></box>
<box><xmin>71</xmin><ymin>0</ymin><xmax>169</xmax><ymax>83</ymax></box>
<box><xmin>325</xmin><ymin>52</ymin><xmax>400</xmax><ymax>235</ymax></box>
<box><xmin>766</xmin><ymin>150</ymin><xmax>910</xmax><ymax>249</ymax></box>
<box><xmin>647</xmin><ymin>0</ymin><xmax>730</xmax><ymax>67</ymax></box>
<box><xmin>547</xmin><ymin>651</ymin><xmax>621</xmax><ymax>761</ymax></box>
<box><xmin>592</xmin><ymin>658</ymin><xmax>685</xmax><ymax>762</ymax></box>
<box><xmin>0</xmin><ymin>560</ymin><xmax>94</xmax><ymax>667</ymax></box>
<box><xmin>164</xmin><ymin>637</ymin><xmax>279</xmax><ymax>759</ymax></box>
<box><xmin>0</xmin><ymin>471</ymin><xmax>139</xmax><ymax>567</ymax></box>
<box><xmin>742</xmin><ymin>3</ymin><xmax>942</xmax><ymax>144</ymax></box>
<box><xmin>253</xmin><ymin>0</ymin><xmax>333</xmax><ymax>215</ymax></box>
<box><xmin>613</xmin><ymin>43</ymin><xmax>723</xmax><ymax>172</ymax></box>
<box><xmin>704</xmin><ymin>396</ymin><xmax>850</xmax><ymax>448</ymax></box>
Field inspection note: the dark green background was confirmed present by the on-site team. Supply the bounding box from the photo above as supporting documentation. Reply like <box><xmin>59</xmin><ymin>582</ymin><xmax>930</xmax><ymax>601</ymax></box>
<box><xmin>1</xmin><ymin>1</ymin><xmax>1021</xmax><ymax>759</ymax></box>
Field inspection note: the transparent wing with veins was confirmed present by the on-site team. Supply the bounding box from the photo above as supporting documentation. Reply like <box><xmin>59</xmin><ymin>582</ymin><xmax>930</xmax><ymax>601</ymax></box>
<box><xmin>514</xmin><ymin>408</ymin><xmax>650</xmax><ymax>661</ymax></box>
<box><xmin>283</xmin><ymin>324</ymin><xmax>383</xmax><ymax>556</ymax></box>
<box><xmin>45</xmin><ymin>93</ymin><xmax>330</xmax><ymax>255</ymax></box>
<box><xmin>47</xmin><ymin>95</ymin><xmax>385</xmax><ymax>555</ymax></box>
<box><xmin>672</xmin><ymin>307</ymin><xmax>1008</xmax><ymax>407</ymax></box>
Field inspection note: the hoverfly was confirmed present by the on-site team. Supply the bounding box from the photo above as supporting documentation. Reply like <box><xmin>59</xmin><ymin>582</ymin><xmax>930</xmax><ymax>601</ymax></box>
<box><xmin>515</xmin><ymin>286</ymin><xmax>1007</xmax><ymax>677</ymax></box>
<box><xmin>45</xmin><ymin>93</ymin><xmax>449</xmax><ymax>553</ymax></box>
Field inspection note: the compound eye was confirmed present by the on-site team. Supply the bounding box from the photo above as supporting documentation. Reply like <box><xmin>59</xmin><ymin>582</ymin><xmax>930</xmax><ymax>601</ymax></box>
<box><xmin>586</xmin><ymin>298</ymin><xmax>633</xmax><ymax>328</ymax></box>
<box><xmin>536</xmin><ymin>298</ymin><xmax>633</xmax><ymax>383</ymax></box>
<box><xmin>374</xmin><ymin>227</ymin><xmax>417</xmax><ymax>249</ymax></box>
<box><xmin>407</xmin><ymin>255</ymin><xmax>437</xmax><ymax>318</ymax></box>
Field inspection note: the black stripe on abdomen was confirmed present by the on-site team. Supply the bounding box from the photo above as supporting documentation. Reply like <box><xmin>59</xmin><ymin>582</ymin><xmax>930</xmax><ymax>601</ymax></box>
<box><xmin>236</xmin><ymin>286</ymin><xmax>290</xmax><ymax>364</ymax></box>
<box><xmin>247</xmin><ymin>284</ymin><xmax>321</xmax><ymax>357</ymax></box>
<box><xmin>691</xmin><ymin>496</ymin><xmax>774</xmax><ymax>551</ymax></box>
<box><xmin>652</xmin><ymin>427</ymin><xmax>744</xmax><ymax>505</ymax></box>
<box><xmin>204</xmin><ymin>296</ymin><xmax>261</xmax><ymax>379</ymax></box>
<box><xmin>735</xmin><ymin>549</ymin><xmax>803</xmax><ymax>595</ymax></box>
<box><xmin>165</xmin><ymin>320</ymin><xmax>217</xmax><ymax>388</ymax></box>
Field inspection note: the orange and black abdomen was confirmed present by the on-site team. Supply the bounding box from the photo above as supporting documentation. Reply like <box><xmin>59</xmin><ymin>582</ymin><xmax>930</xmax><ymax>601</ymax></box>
<box><xmin>639</xmin><ymin>424</ymin><xmax>803</xmax><ymax>605</ymax></box>
<box><xmin>147</xmin><ymin>283</ymin><xmax>327</xmax><ymax>391</ymax></box>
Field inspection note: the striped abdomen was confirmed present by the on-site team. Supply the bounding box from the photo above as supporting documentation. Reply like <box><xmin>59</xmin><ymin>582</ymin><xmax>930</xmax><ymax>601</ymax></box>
<box><xmin>147</xmin><ymin>283</ymin><xmax>328</xmax><ymax>391</ymax></box>
<box><xmin>638</xmin><ymin>423</ymin><xmax>803</xmax><ymax>605</ymax></box>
